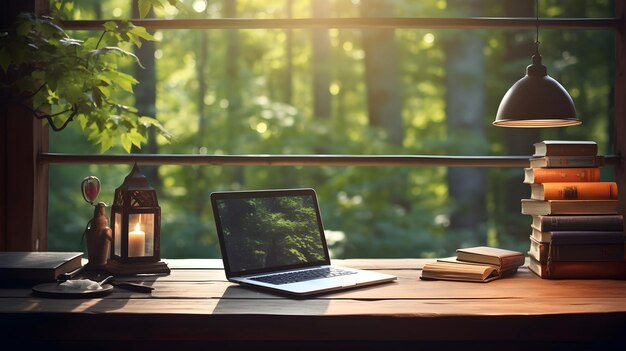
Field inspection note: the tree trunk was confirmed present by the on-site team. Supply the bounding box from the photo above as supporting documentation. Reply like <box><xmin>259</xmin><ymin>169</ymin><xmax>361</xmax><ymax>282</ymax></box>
<box><xmin>361</xmin><ymin>0</ymin><xmax>403</xmax><ymax>146</ymax></box>
<box><xmin>445</xmin><ymin>0</ymin><xmax>487</xmax><ymax>247</ymax></box>
<box><xmin>194</xmin><ymin>6</ymin><xmax>210</xmax><ymax>215</ymax></box>
<box><xmin>311</xmin><ymin>0</ymin><xmax>331</xmax><ymax>119</ymax></box>
<box><xmin>224</xmin><ymin>0</ymin><xmax>241</xmax><ymax>116</ymax></box>
<box><xmin>224</xmin><ymin>0</ymin><xmax>245</xmax><ymax>185</ymax></box>
<box><xmin>284</xmin><ymin>0</ymin><xmax>294</xmax><ymax>104</ymax></box>
<box><xmin>132</xmin><ymin>1</ymin><xmax>160</xmax><ymax>187</ymax></box>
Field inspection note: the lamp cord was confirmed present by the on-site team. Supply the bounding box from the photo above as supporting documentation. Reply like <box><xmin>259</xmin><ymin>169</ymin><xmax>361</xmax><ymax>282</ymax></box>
<box><xmin>535</xmin><ymin>0</ymin><xmax>540</xmax><ymax>56</ymax></box>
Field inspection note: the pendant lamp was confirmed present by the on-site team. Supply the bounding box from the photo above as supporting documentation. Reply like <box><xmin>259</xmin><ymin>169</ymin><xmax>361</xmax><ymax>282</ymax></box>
<box><xmin>493</xmin><ymin>1</ymin><xmax>580</xmax><ymax>128</ymax></box>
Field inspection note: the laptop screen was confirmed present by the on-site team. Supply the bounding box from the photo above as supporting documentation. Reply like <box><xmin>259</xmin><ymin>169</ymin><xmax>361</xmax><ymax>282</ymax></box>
<box><xmin>211</xmin><ymin>189</ymin><xmax>331</xmax><ymax>276</ymax></box>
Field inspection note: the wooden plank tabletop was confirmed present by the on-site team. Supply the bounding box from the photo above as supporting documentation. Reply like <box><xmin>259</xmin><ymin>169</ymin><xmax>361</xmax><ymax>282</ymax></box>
<box><xmin>1</xmin><ymin>258</ymin><xmax>625</xmax><ymax>348</ymax></box>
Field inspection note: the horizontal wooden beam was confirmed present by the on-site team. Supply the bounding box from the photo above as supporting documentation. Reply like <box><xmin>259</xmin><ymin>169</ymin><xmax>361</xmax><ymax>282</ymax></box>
<box><xmin>39</xmin><ymin>153</ymin><xmax>620</xmax><ymax>168</ymax></box>
<box><xmin>60</xmin><ymin>17</ymin><xmax>621</xmax><ymax>31</ymax></box>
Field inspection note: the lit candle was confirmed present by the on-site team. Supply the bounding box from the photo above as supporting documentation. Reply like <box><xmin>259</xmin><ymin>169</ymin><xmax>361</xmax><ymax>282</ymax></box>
<box><xmin>128</xmin><ymin>222</ymin><xmax>145</xmax><ymax>257</ymax></box>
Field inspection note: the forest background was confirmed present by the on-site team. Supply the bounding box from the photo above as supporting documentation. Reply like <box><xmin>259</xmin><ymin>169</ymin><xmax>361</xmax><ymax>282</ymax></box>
<box><xmin>47</xmin><ymin>0</ymin><xmax>615</xmax><ymax>259</ymax></box>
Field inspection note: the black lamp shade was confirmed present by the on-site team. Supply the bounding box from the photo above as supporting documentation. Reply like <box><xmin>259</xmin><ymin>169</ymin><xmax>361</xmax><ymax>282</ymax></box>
<box><xmin>494</xmin><ymin>54</ymin><xmax>580</xmax><ymax>128</ymax></box>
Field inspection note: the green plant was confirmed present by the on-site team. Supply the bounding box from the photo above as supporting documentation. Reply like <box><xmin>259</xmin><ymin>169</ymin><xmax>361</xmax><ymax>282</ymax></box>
<box><xmin>0</xmin><ymin>1</ymin><xmax>176</xmax><ymax>152</ymax></box>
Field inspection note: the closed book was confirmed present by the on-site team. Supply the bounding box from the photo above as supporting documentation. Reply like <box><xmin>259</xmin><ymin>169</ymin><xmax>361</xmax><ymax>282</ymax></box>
<box><xmin>529</xmin><ymin>156</ymin><xmax>604</xmax><ymax>168</ymax></box>
<box><xmin>455</xmin><ymin>246</ymin><xmax>525</xmax><ymax>271</ymax></box>
<box><xmin>521</xmin><ymin>199</ymin><xmax>619</xmax><ymax>215</ymax></box>
<box><xmin>523</xmin><ymin>167</ymin><xmax>601</xmax><ymax>184</ymax></box>
<box><xmin>531</xmin><ymin>214</ymin><xmax>624</xmax><ymax>232</ymax></box>
<box><xmin>530</xmin><ymin>182</ymin><xmax>618</xmax><ymax>201</ymax></box>
<box><xmin>531</xmin><ymin>227</ymin><xmax>554</xmax><ymax>242</ymax></box>
<box><xmin>550</xmin><ymin>230</ymin><xmax>625</xmax><ymax>245</ymax></box>
<box><xmin>531</xmin><ymin>226</ymin><xmax>626</xmax><ymax>243</ymax></box>
<box><xmin>533</xmin><ymin>140</ymin><xmax>598</xmax><ymax>157</ymax></box>
<box><xmin>0</xmin><ymin>251</ymin><xmax>83</xmax><ymax>286</ymax></box>
<box><xmin>528</xmin><ymin>236</ymin><xmax>626</xmax><ymax>262</ymax></box>
<box><xmin>528</xmin><ymin>257</ymin><xmax>626</xmax><ymax>279</ymax></box>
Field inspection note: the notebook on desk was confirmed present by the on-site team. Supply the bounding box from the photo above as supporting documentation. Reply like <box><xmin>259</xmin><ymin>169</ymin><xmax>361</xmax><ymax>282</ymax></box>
<box><xmin>210</xmin><ymin>188</ymin><xmax>396</xmax><ymax>296</ymax></box>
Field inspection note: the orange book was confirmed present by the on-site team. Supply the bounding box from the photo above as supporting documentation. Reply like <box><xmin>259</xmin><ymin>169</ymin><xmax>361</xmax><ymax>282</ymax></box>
<box><xmin>530</xmin><ymin>182</ymin><xmax>618</xmax><ymax>200</ymax></box>
<box><xmin>523</xmin><ymin>167</ymin><xmax>601</xmax><ymax>184</ymax></box>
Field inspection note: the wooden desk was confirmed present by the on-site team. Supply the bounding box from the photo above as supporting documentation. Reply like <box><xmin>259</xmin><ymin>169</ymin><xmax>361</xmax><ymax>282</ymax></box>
<box><xmin>1</xmin><ymin>259</ymin><xmax>625</xmax><ymax>350</ymax></box>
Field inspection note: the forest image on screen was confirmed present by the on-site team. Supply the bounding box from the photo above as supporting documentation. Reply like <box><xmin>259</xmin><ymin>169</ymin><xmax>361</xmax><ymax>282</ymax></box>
<box><xmin>218</xmin><ymin>195</ymin><xmax>326</xmax><ymax>273</ymax></box>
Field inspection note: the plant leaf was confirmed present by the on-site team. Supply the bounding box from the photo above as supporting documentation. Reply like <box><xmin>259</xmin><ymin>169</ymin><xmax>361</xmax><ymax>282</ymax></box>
<box><xmin>120</xmin><ymin>133</ymin><xmax>132</xmax><ymax>153</ymax></box>
<box><xmin>138</xmin><ymin>0</ymin><xmax>154</xmax><ymax>19</ymax></box>
<box><xmin>99</xmin><ymin>132</ymin><xmax>114</xmax><ymax>153</ymax></box>
<box><xmin>140</xmin><ymin>116</ymin><xmax>172</xmax><ymax>141</ymax></box>
<box><xmin>103</xmin><ymin>21</ymin><xmax>118</xmax><ymax>32</ymax></box>
<box><xmin>129</xmin><ymin>129</ymin><xmax>147</xmax><ymax>148</ymax></box>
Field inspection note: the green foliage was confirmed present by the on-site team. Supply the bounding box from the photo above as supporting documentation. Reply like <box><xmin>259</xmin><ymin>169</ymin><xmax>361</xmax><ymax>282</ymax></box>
<box><xmin>0</xmin><ymin>3</ymin><xmax>172</xmax><ymax>152</ymax></box>
<box><xmin>47</xmin><ymin>1</ymin><xmax>614</xmax><ymax>259</ymax></box>
<box><xmin>138</xmin><ymin>0</ymin><xmax>181</xmax><ymax>19</ymax></box>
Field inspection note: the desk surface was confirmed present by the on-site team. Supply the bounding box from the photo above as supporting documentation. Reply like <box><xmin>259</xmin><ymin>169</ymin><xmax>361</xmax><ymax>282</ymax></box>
<box><xmin>1</xmin><ymin>258</ymin><xmax>625</xmax><ymax>349</ymax></box>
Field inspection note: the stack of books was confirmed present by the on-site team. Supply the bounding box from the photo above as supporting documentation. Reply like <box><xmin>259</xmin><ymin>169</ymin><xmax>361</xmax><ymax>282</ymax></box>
<box><xmin>421</xmin><ymin>246</ymin><xmax>524</xmax><ymax>283</ymax></box>
<box><xmin>522</xmin><ymin>140</ymin><xmax>626</xmax><ymax>279</ymax></box>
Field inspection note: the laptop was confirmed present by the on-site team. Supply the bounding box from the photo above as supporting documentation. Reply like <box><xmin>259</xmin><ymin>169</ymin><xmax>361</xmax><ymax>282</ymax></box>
<box><xmin>210</xmin><ymin>188</ymin><xmax>397</xmax><ymax>296</ymax></box>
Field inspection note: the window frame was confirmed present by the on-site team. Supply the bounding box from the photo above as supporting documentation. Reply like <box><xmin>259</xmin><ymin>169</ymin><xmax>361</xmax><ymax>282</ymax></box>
<box><xmin>1</xmin><ymin>1</ymin><xmax>624</xmax><ymax>251</ymax></box>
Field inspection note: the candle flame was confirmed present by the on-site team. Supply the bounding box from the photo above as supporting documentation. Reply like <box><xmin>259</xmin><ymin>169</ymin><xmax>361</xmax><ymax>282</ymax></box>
<box><xmin>134</xmin><ymin>222</ymin><xmax>141</xmax><ymax>232</ymax></box>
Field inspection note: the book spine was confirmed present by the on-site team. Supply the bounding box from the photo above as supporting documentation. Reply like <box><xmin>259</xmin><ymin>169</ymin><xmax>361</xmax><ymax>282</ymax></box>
<box><xmin>531</xmin><ymin>259</ymin><xmax>626</xmax><ymax>279</ymax></box>
<box><xmin>549</xmin><ymin>231</ymin><xmax>625</xmax><ymax>245</ymax></box>
<box><xmin>521</xmin><ymin>199</ymin><xmax>619</xmax><ymax>215</ymax></box>
<box><xmin>551</xmin><ymin>243</ymin><xmax>625</xmax><ymax>261</ymax></box>
<box><xmin>524</xmin><ymin>167</ymin><xmax>600</xmax><ymax>184</ymax></box>
<box><xmin>498</xmin><ymin>255</ymin><xmax>526</xmax><ymax>268</ymax></box>
<box><xmin>534</xmin><ymin>142</ymin><xmax>598</xmax><ymax>157</ymax></box>
<box><xmin>540</xmin><ymin>200</ymin><xmax>618</xmax><ymax>215</ymax></box>
<box><xmin>530</xmin><ymin>156</ymin><xmax>604</xmax><ymax>168</ymax></box>
<box><xmin>530</xmin><ymin>239</ymin><xmax>626</xmax><ymax>262</ymax></box>
<box><xmin>533</xmin><ymin>182</ymin><xmax>618</xmax><ymax>200</ymax></box>
<box><xmin>535</xmin><ymin>215</ymin><xmax>624</xmax><ymax>232</ymax></box>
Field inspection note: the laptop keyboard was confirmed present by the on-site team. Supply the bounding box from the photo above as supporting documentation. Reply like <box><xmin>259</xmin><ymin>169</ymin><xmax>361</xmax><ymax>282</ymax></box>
<box><xmin>250</xmin><ymin>267</ymin><xmax>357</xmax><ymax>285</ymax></box>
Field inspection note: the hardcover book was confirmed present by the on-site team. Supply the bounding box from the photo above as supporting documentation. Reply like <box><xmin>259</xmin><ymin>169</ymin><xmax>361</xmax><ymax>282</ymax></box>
<box><xmin>531</xmin><ymin>214</ymin><xmax>624</xmax><ymax>232</ymax></box>
<box><xmin>523</xmin><ymin>167</ymin><xmax>601</xmax><ymax>184</ymax></box>
<box><xmin>521</xmin><ymin>199</ymin><xmax>619</xmax><ymax>215</ymax></box>
<box><xmin>0</xmin><ymin>251</ymin><xmax>83</xmax><ymax>285</ymax></box>
<box><xmin>528</xmin><ymin>236</ymin><xmax>626</xmax><ymax>262</ymax></box>
<box><xmin>455</xmin><ymin>246</ymin><xmax>525</xmax><ymax>271</ymax></box>
<box><xmin>531</xmin><ymin>226</ymin><xmax>626</xmax><ymax>243</ymax></box>
<box><xmin>530</xmin><ymin>182</ymin><xmax>618</xmax><ymax>201</ymax></box>
<box><xmin>528</xmin><ymin>257</ymin><xmax>626</xmax><ymax>279</ymax></box>
<box><xmin>533</xmin><ymin>140</ymin><xmax>598</xmax><ymax>157</ymax></box>
<box><xmin>529</xmin><ymin>156</ymin><xmax>604</xmax><ymax>168</ymax></box>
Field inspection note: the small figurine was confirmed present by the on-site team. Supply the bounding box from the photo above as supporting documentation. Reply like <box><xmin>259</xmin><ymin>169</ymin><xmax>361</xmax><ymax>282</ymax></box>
<box><xmin>81</xmin><ymin>176</ymin><xmax>112</xmax><ymax>270</ymax></box>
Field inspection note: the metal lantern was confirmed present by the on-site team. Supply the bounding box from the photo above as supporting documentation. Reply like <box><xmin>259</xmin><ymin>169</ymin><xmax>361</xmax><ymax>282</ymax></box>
<box><xmin>107</xmin><ymin>163</ymin><xmax>169</xmax><ymax>275</ymax></box>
